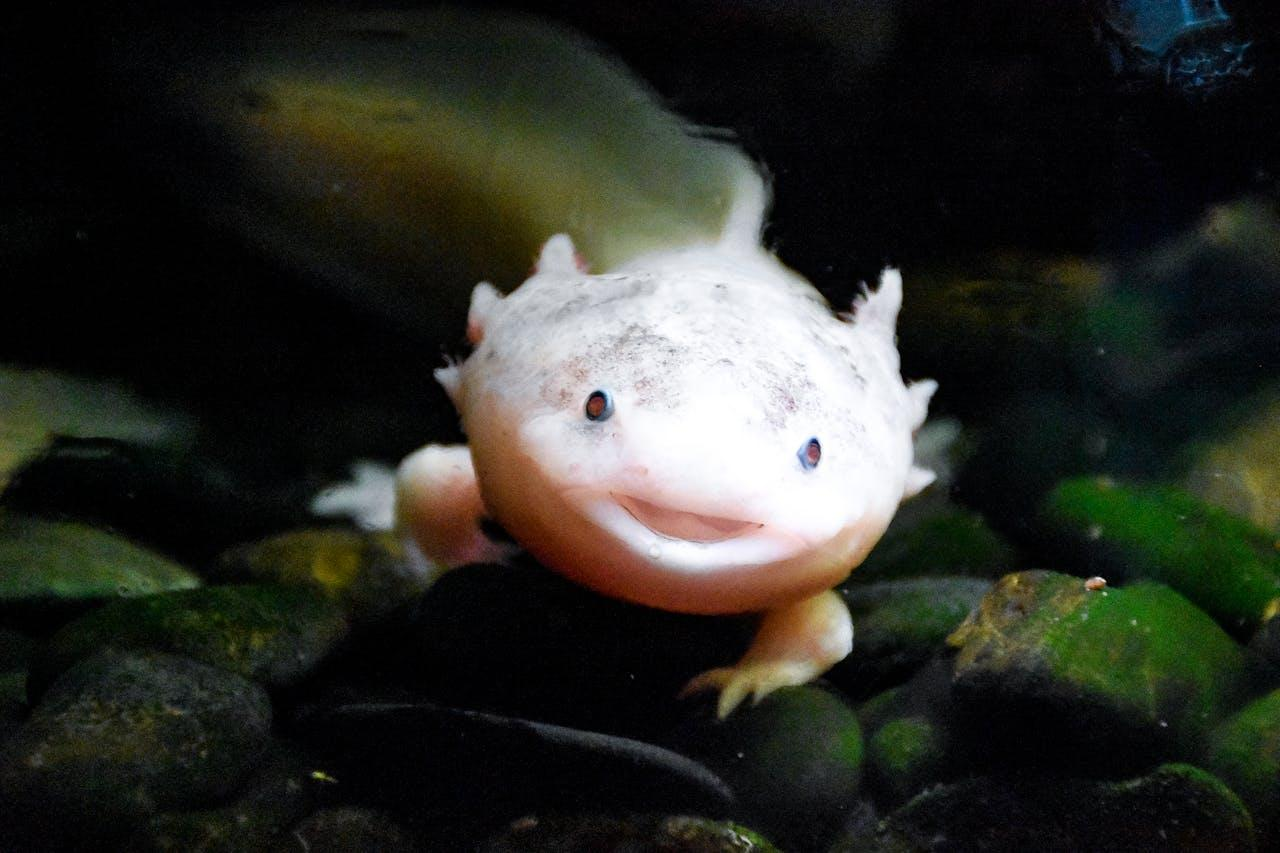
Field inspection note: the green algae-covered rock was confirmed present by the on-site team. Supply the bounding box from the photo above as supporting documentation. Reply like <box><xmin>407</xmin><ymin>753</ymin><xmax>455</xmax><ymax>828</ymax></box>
<box><xmin>857</xmin><ymin>659</ymin><xmax>966</xmax><ymax>809</ymax></box>
<box><xmin>1204</xmin><ymin>688</ymin><xmax>1280</xmax><ymax>845</ymax></box>
<box><xmin>0</xmin><ymin>650</ymin><xmax>270</xmax><ymax>846</ymax></box>
<box><xmin>1040</xmin><ymin>477</ymin><xmax>1280</xmax><ymax>633</ymax></box>
<box><xmin>866</xmin><ymin>715</ymin><xmax>949</xmax><ymax>807</ymax></box>
<box><xmin>839</xmin><ymin>763</ymin><xmax>1254</xmax><ymax>853</ymax></box>
<box><xmin>0</xmin><ymin>513</ymin><xmax>201</xmax><ymax>606</ymax></box>
<box><xmin>948</xmin><ymin>571</ymin><xmax>1247</xmax><ymax>771</ymax></box>
<box><xmin>29</xmin><ymin>584</ymin><xmax>348</xmax><ymax>696</ymax></box>
<box><xmin>853</xmin><ymin>507</ymin><xmax>1016</xmax><ymax>582</ymax></box>
<box><xmin>831</xmin><ymin>576</ymin><xmax>991</xmax><ymax>696</ymax></box>
<box><xmin>213</xmin><ymin>528</ymin><xmax>428</xmax><ymax>624</ymax></box>
<box><xmin>482</xmin><ymin>814</ymin><xmax>777</xmax><ymax>853</ymax></box>
<box><xmin>673</xmin><ymin>686</ymin><xmax>862</xmax><ymax>850</ymax></box>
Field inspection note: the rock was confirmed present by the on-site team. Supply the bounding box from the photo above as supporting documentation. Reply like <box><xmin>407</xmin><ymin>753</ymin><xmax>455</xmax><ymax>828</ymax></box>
<box><xmin>671</xmin><ymin>685</ymin><xmax>863</xmax><ymax>850</ymax></box>
<box><xmin>857</xmin><ymin>659</ymin><xmax>966</xmax><ymax>809</ymax></box>
<box><xmin>838</xmin><ymin>764</ymin><xmax>1255</xmax><ymax>853</ymax></box>
<box><xmin>0</xmin><ymin>366</ymin><xmax>194</xmax><ymax>494</ymax></box>
<box><xmin>0</xmin><ymin>513</ymin><xmax>201</xmax><ymax>610</ymax></box>
<box><xmin>213</xmin><ymin>528</ymin><xmax>428</xmax><ymax>624</ymax></box>
<box><xmin>482</xmin><ymin>814</ymin><xmax>777</xmax><ymax>853</ymax></box>
<box><xmin>409</xmin><ymin>562</ymin><xmax>750</xmax><ymax>734</ymax></box>
<box><xmin>290</xmin><ymin>808</ymin><xmax>414</xmax><ymax>853</ymax></box>
<box><xmin>0</xmin><ymin>650</ymin><xmax>271</xmax><ymax>847</ymax></box>
<box><xmin>29</xmin><ymin>584</ymin><xmax>349</xmax><ymax>697</ymax></box>
<box><xmin>129</xmin><ymin>742</ymin><xmax>318</xmax><ymax>852</ymax></box>
<box><xmin>853</xmin><ymin>507</ymin><xmax>1016</xmax><ymax>582</ymax></box>
<box><xmin>866</xmin><ymin>715</ymin><xmax>949</xmax><ymax>809</ymax></box>
<box><xmin>3</xmin><ymin>437</ymin><xmax>310</xmax><ymax>562</ymax></box>
<box><xmin>295</xmin><ymin>701</ymin><xmax>734</xmax><ymax>836</ymax></box>
<box><xmin>947</xmin><ymin>571</ymin><xmax>1247</xmax><ymax>773</ymax></box>
<box><xmin>1203</xmin><ymin>688</ymin><xmax>1280</xmax><ymax>846</ymax></box>
<box><xmin>831</xmin><ymin>576</ymin><xmax>991</xmax><ymax>697</ymax></box>
<box><xmin>1183</xmin><ymin>387</ymin><xmax>1280</xmax><ymax>534</ymax></box>
<box><xmin>1039</xmin><ymin>476</ymin><xmax>1280</xmax><ymax>633</ymax></box>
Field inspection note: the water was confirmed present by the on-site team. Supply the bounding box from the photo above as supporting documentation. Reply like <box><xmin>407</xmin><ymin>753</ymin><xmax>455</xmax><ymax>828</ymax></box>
<box><xmin>1</xmin><ymin>2</ymin><xmax>1278</xmax><ymax>850</ymax></box>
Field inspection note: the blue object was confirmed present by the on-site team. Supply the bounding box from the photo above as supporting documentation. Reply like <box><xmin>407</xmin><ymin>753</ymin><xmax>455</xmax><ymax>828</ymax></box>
<box><xmin>1101</xmin><ymin>0</ymin><xmax>1253</xmax><ymax>95</ymax></box>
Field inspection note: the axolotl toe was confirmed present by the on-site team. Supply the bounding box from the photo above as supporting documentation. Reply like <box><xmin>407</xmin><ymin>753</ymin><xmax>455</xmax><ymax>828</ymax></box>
<box><xmin>397</xmin><ymin>219</ymin><xmax>936</xmax><ymax>718</ymax></box>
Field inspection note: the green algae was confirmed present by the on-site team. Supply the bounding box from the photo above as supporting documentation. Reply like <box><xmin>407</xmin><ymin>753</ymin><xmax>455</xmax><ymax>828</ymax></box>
<box><xmin>1041</xmin><ymin>477</ymin><xmax>1280</xmax><ymax>633</ymax></box>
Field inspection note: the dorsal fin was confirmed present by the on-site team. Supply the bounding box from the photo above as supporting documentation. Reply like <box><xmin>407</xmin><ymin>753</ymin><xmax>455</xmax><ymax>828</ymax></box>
<box><xmin>851</xmin><ymin>267</ymin><xmax>904</xmax><ymax>340</ymax></box>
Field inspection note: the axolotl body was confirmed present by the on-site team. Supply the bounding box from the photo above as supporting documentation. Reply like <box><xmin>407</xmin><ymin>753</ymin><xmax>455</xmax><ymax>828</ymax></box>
<box><xmin>397</xmin><ymin>205</ymin><xmax>936</xmax><ymax>717</ymax></box>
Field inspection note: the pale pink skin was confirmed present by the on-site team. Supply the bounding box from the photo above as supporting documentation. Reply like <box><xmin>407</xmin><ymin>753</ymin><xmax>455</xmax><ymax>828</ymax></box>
<box><xmin>397</xmin><ymin>233</ymin><xmax>935</xmax><ymax>716</ymax></box>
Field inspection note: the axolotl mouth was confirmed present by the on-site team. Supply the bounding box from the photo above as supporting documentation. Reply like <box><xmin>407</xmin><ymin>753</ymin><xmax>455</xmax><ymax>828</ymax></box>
<box><xmin>565</xmin><ymin>490</ymin><xmax>810</xmax><ymax>574</ymax></box>
<box><xmin>612</xmin><ymin>493</ymin><xmax>764</xmax><ymax>544</ymax></box>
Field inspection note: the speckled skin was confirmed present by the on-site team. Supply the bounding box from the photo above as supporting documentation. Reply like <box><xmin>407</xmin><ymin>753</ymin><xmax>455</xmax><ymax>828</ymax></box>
<box><xmin>398</xmin><ymin>227</ymin><xmax>935</xmax><ymax>715</ymax></box>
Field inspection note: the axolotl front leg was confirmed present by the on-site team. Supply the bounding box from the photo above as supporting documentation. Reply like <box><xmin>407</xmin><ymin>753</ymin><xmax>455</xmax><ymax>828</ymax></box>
<box><xmin>683</xmin><ymin>590</ymin><xmax>853</xmax><ymax>718</ymax></box>
<box><xmin>396</xmin><ymin>444</ymin><xmax>516</xmax><ymax>568</ymax></box>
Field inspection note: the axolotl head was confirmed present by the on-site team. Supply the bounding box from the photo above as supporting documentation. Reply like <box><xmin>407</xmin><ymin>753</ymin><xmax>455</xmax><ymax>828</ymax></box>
<box><xmin>442</xmin><ymin>236</ymin><xmax>936</xmax><ymax>615</ymax></box>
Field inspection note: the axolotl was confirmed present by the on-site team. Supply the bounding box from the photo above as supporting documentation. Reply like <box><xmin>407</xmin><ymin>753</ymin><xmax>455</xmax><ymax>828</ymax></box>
<box><xmin>396</xmin><ymin>194</ymin><xmax>936</xmax><ymax>718</ymax></box>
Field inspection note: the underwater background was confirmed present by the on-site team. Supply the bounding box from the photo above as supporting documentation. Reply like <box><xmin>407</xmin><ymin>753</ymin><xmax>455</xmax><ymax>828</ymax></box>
<box><xmin>2</xmin><ymin>1</ymin><xmax>1280</xmax><ymax>850</ymax></box>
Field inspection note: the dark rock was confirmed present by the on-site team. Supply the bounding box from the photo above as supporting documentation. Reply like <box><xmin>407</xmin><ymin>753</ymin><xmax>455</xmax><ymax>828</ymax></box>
<box><xmin>3</xmin><ymin>437</ymin><xmax>310</xmax><ymax>562</ymax></box>
<box><xmin>1039</xmin><ymin>476</ymin><xmax>1280</xmax><ymax>634</ymax></box>
<box><xmin>0</xmin><ymin>649</ymin><xmax>271</xmax><ymax>848</ymax></box>
<box><xmin>854</xmin><ymin>507</ymin><xmax>1017</xmax><ymax>583</ymax></box>
<box><xmin>291</xmin><ymin>807</ymin><xmax>414</xmax><ymax>853</ymax></box>
<box><xmin>838</xmin><ymin>764</ymin><xmax>1255</xmax><ymax>853</ymax></box>
<box><xmin>129</xmin><ymin>742</ymin><xmax>318</xmax><ymax>852</ymax></box>
<box><xmin>1203</xmin><ymin>688</ymin><xmax>1280</xmax><ymax>847</ymax></box>
<box><xmin>0</xmin><ymin>513</ymin><xmax>201</xmax><ymax>610</ymax></box>
<box><xmin>295</xmin><ymin>701</ymin><xmax>734</xmax><ymax>834</ymax></box>
<box><xmin>213</xmin><ymin>528</ymin><xmax>428</xmax><ymax>625</ymax></box>
<box><xmin>482</xmin><ymin>813</ymin><xmax>777</xmax><ymax>853</ymax></box>
<box><xmin>671</xmin><ymin>686</ymin><xmax>862</xmax><ymax>851</ymax></box>
<box><xmin>29</xmin><ymin>584</ymin><xmax>348</xmax><ymax>697</ymax></box>
<box><xmin>408</xmin><ymin>562</ymin><xmax>751</xmax><ymax>735</ymax></box>
<box><xmin>947</xmin><ymin>571</ymin><xmax>1247</xmax><ymax>773</ymax></box>
<box><xmin>832</xmin><ymin>576</ymin><xmax>991</xmax><ymax>697</ymax></box>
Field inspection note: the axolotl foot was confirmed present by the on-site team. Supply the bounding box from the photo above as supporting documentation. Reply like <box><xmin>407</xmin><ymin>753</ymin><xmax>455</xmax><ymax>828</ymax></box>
<box><xmin>680</xmin><ymin>589</ymin><xmax>853</xmax><ymax>719</ymax></box>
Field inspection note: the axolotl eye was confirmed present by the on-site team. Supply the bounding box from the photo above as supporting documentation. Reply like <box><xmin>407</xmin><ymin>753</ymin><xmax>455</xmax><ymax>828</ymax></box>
<box><xmin>584</xmin><ymin>389</ymin><xmax>614</xmax><ymax>421</ymax></box>
<box><xmin>798</xmin><ymin>437</ymin><xmax>822</xmax><ymax>471</ymax></box>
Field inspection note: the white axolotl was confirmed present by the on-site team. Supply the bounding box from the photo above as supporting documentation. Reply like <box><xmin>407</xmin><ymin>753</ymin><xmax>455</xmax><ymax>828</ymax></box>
<box><xmin>397</xmin><ymin>188</ymin><xmax>936</xmax><ymax>718</ymax></box>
